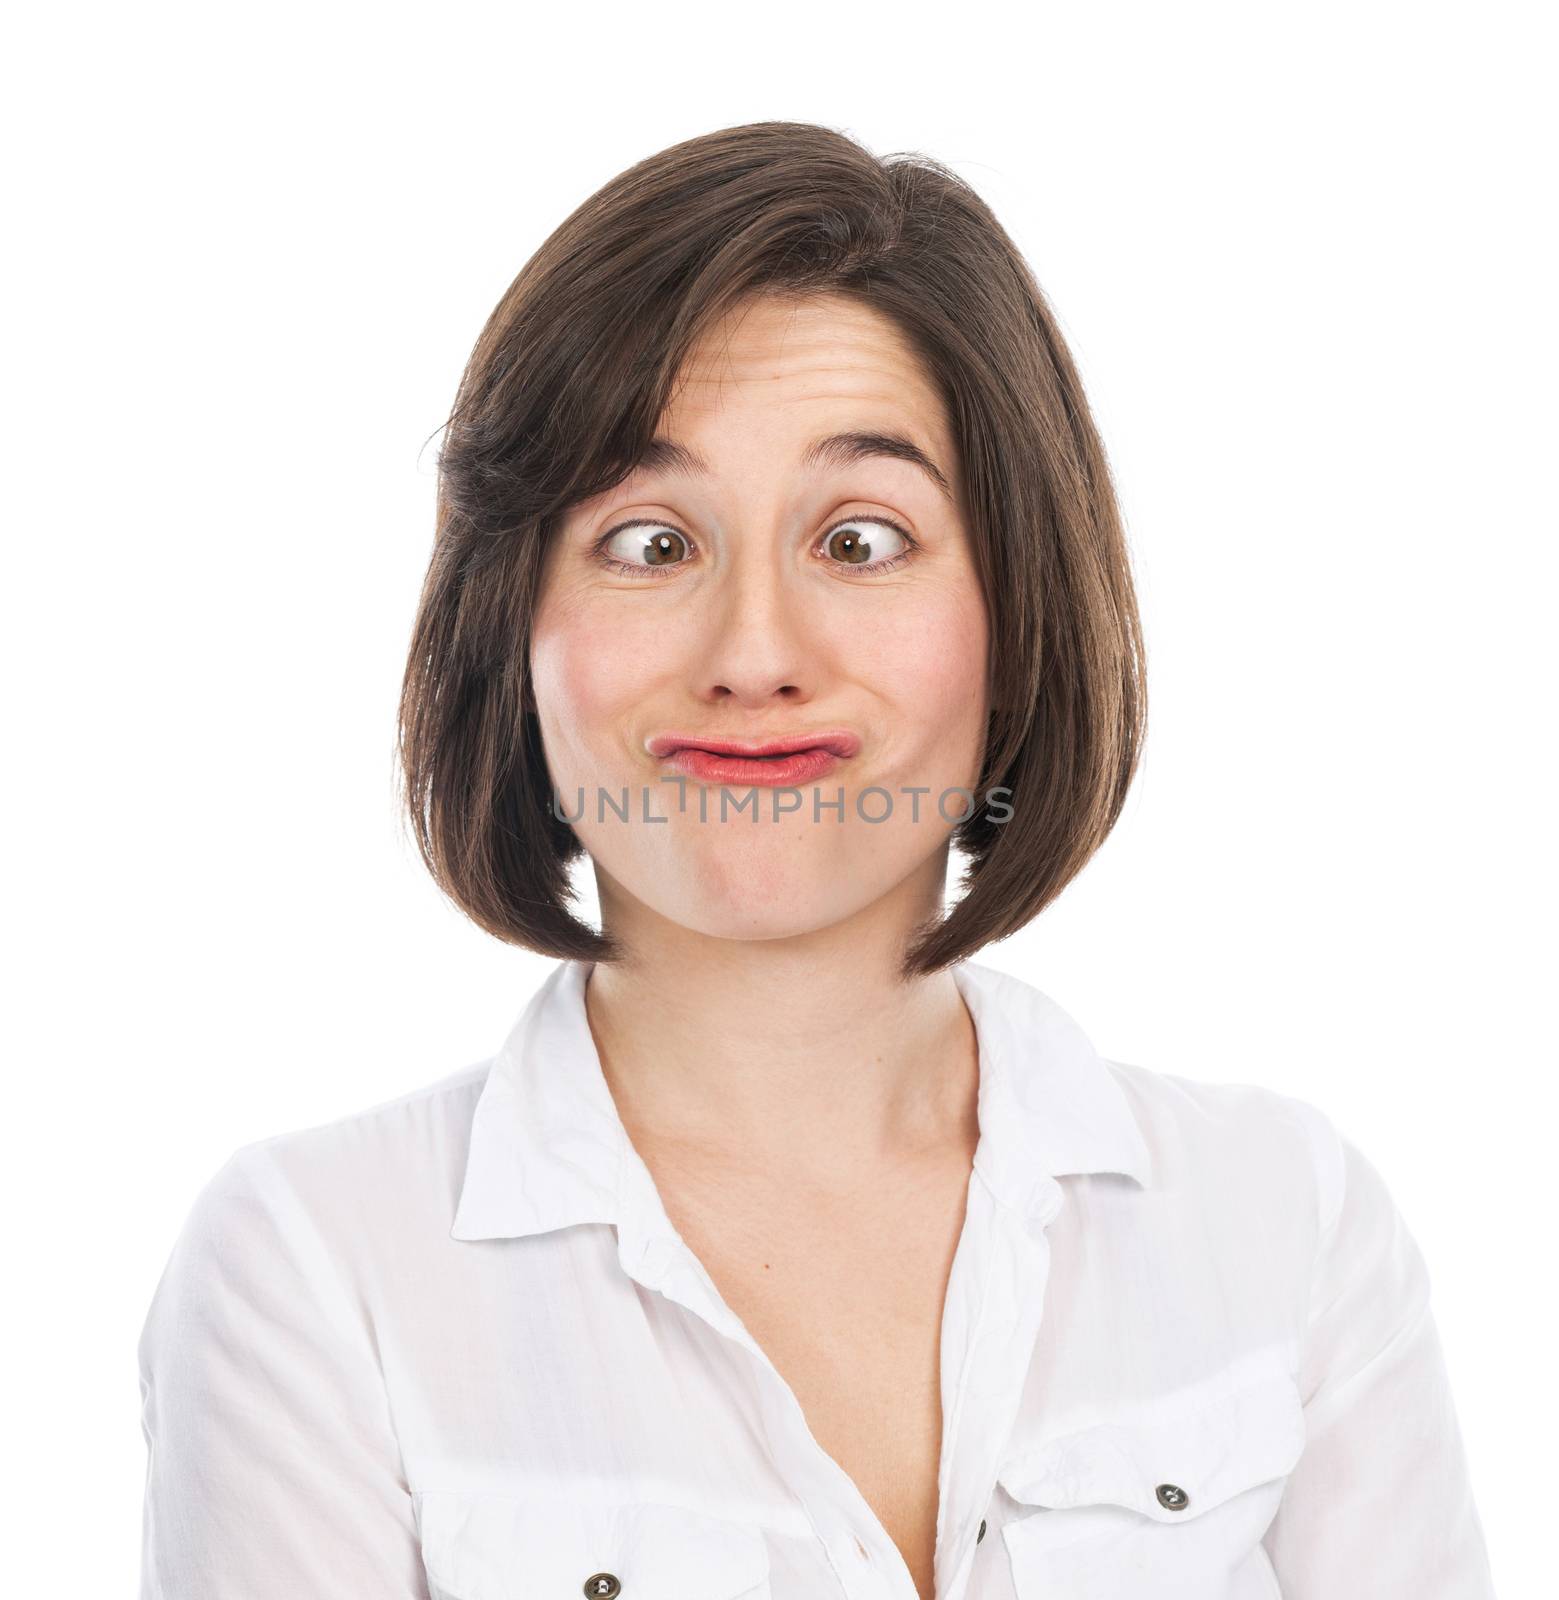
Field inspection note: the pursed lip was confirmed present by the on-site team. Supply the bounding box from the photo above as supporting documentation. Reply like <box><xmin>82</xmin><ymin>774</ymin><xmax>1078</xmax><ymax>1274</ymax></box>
<box><xmin>646</xmin><ymin>730</ymin><xmax>862</xmax><ymax>759</ymax></box>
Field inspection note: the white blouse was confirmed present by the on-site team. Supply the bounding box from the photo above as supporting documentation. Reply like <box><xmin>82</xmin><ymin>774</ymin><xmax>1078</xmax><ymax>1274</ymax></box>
<box><xmin>137</xmin><ymin>956</ymin><xmax>1496</xmax><ymax>1599</ymax></box>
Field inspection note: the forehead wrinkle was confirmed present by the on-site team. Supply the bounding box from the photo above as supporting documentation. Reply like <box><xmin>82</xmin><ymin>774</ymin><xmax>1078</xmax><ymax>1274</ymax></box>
<box><xmin>628</xmin><ymin>428</ymin><xmax>952</xmax><ymax>505</ymax></box>
<box><xmin>640</xmin><ymin>303</ymin><xmax>957</xmax><ymax>502</ymax></box>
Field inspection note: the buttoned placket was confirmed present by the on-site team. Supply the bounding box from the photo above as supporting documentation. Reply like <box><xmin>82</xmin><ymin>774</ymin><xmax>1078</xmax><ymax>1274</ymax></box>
<box><xmin>932</xmin><ymin>1174</ymin><xmax>1066</xmax><ymax>1600</ymax></box>
<box><xmin>608</xmin><ymin>1103</ymin><xmax>1069</xmax><ymax>1600</ymax></box>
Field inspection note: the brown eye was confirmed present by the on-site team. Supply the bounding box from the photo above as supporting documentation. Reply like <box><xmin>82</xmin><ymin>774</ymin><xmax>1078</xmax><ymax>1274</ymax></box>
<box><xmin>822</xmin><ymin>519</ymin><xmax>911</xmax><ymax>569</ymax></box>
<box><xmin>599</xmin><ymin>523</ymin><xmax>691</xmax><ymax>572</ymax></box>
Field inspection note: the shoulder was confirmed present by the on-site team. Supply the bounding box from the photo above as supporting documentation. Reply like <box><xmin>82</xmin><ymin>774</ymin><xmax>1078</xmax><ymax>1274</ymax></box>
<box><xmin>234</xmin><ymin>1058</ymin><xmax>492</xmax><ymax>1213</ymax></box>
<box><xmin>136</xmin><ymin>1065</ymin><xmax>506</xmax><ymax>1460</ymax></box>
<box><xmin>958</xmin><ymin>958</ymin><xmax>1351</xmax><ymax>1230</ymax></box>
<box><xmin>235</xmin><ymin>1057</ymin><xmax>492</xmax><ymax>1187</ymax></box>
<box><xmin>1104</xmin><ymin>1056</ymin><xmax>1350</xmax><ymax>1234</ymax></box>
<box><xmin>149</xmin><ymin>1059</ymin><xmax>497</xmax><ymax>1304</ymax></box>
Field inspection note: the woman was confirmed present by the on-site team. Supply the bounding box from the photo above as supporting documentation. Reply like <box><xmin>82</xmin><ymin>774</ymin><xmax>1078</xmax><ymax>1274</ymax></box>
<box><xmin>137</xmin><ymin>122</ymin><xmax>1495</xmax><ymax>1599</ymax></box>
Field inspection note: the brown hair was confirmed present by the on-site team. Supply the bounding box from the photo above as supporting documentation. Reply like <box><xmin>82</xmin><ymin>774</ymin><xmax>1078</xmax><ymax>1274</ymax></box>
<box><xmin>397</xmin><ymin>120</ymin><xmax>1146</xmax><ymax>980</ymax></box>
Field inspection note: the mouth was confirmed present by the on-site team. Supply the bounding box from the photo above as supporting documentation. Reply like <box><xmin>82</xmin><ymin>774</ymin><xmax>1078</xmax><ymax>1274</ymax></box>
<box><xmin>646</xmin><ymin>730</ymin><xmax>861</xmax><ymax>787</ymax></box>
<box><xmin>646</xmin><ymin>731</ymin><xmax>862</xmax><ymax>760</ymax></box>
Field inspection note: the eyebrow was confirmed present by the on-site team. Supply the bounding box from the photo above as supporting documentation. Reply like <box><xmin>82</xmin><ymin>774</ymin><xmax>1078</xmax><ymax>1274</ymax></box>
<box><xmin>633</xmin><ymin>429</ymin><xmax>954</xmax><ymax>501</ymax></box>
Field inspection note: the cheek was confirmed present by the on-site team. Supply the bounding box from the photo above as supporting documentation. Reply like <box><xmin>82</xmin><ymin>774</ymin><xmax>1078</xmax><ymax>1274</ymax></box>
<box><xmin>528</xmin><ymin>600</ymin><xmax>645</xmax><ymax>771</ymax></box>
<box><xmin>868</xmin><ymin>586</ymin><xmax>989</xmax><ymax>758</ymax></box>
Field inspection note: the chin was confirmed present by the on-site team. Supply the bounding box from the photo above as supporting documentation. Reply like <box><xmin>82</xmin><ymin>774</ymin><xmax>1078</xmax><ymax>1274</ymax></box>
<box><xmin>684</xmin><ymin>840</ymin><xmax>845</xmax><ymax>919</ymax></box>
<box><xmin>603</xmin><ymin>836</ymin><xmax>878</xmax><ymax>942</ymax></box>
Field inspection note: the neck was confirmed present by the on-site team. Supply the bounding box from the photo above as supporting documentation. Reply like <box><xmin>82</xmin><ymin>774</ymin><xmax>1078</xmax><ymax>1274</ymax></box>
<box><xmin>583</xmin><ymin>865</ymin><xmax>980</xmax><ymax>1186</ymax></box>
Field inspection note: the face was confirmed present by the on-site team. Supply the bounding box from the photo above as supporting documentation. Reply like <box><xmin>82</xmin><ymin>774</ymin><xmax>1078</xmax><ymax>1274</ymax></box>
<box><xmin>530</xmin><ymin>292</ymin><xmax>990</xmax><ymax>947</ymax></box>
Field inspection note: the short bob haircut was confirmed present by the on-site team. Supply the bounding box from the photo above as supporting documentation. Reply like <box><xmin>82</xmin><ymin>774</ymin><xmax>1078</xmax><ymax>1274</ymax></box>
<box><xmin>398</xmin><ymin>120</ymin><xmax>1146</xmax><ymax>981</ymax></box>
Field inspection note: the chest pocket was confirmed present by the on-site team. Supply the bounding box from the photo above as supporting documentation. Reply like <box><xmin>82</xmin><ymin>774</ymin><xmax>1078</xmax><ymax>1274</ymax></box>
<box><xmin>415</xmin><ymin>1492</ymin><xmax>773</xmax><ymax>1600</ymax></box>
<box><xmin>995</xmin><ymin>1373</ymin><xmax>1305</xmax><ymax>1599</ymax></box>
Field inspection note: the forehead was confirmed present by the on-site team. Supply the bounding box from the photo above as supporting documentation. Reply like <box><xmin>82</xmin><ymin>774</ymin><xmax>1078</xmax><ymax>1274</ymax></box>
<box><xmin>663</xmin><ymin>293</ymin><xmax>950</xmax><ymax>444</ymax></box>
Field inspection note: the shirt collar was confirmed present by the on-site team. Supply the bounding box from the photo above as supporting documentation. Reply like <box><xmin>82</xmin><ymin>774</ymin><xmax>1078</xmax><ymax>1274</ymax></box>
<box><xmin>451</xmin><ymin>956</ymin><xmax>1153</xmax><ymax>1247</ymax></box>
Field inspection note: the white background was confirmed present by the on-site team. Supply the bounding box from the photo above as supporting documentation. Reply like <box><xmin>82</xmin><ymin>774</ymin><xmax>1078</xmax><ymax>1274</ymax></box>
<box><xmin>4</xmin><ymin>1</ymin><xmax>1550</xmax><ymax>1590</ymax></box>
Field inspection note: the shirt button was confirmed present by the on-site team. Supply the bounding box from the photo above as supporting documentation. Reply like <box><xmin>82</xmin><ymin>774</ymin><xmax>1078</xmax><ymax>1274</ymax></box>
<box><xmin>976</xmin><ymin>1518</ymin><xmax>987</xmax><ymax>1543</ymax></box>
<box><xmin>583</xmin><ymin>1574</ymin><xmax>622</xmax><ymax>1598</ymax></box>
<box><xmin>1155</xmin><ymin>1483</ymin><xmax>1190</xmax><ymax>1511</ymax></box>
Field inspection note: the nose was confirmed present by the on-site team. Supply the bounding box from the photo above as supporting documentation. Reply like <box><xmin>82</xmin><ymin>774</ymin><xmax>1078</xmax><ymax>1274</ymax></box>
<box><xmin>690</xmin><ymin>545</ymin><xmax>821</xmax><ymax>709</ymax></box>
